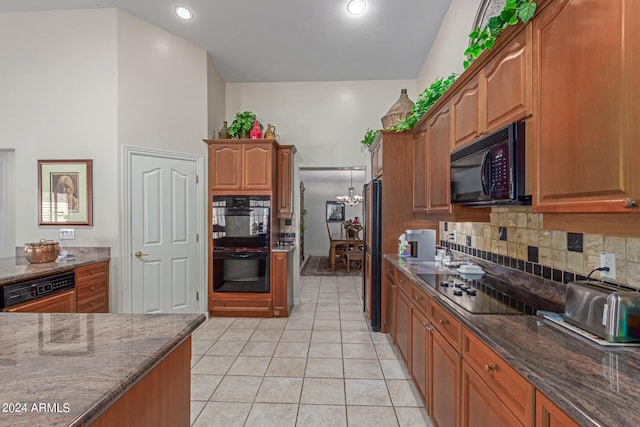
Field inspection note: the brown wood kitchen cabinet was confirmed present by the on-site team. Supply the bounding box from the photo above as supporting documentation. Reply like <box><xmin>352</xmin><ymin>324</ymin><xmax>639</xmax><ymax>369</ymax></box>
<box><xmin>410</xmin><ymin>285</ymin><xmax>430</xmax><ymax>404</ymax></box>
<box><xmin>276</xmin><ymin>145</ymin><xmax>296</xmax><ymax>218</ymax></box>
<box><xmin>6</xmin><ymin>289</ymin><xmax>75</xmax><ymax>313</ymax></box>
<box><xmin>451</xmin><ymin>26</ymin><xmax>532</xmax><ymax>151</ymax></box>
<box><xmin>461</xmin><ymin>329</ymin><xmax>534</xmax><ymax>427</ymax></box>
<box><xmin>429</xmin><ymin>297</ymin><xmax>462</xmax><ymax>427</ymax></box>
<box><xmin>206</xmin><ymin>140</ymin><xmax>275</xmax><ymax>190</ymax></box>
<box><xmin>395</xmin><ymin>273</ymin><xmax>411</xmax><ymax>365</ymax></box>
<box><xmin>271</xmin><ymin>251</ymin><xmax>292</xmax><ymax>317</ymax></box>
<box><xmin>76</xmin><ymin>261</ymin><xmax>110</xmax><ymax>313</ymax></box>
<box><xmin>532</xmin><ymin>0</ymin><xmax>640</xmax><ymax>219</ymax></box>
<box><xmin>535</xmin><ymin>390</ymin><xmax>579</xmax><ymax>427</ymax></box>
<box><xmin>382</xmin><ymin>259</ymin><xmax>396</xmax><ymax>340</ymax></box>
<box><xmin>412</xmin><ymin>102</ymin><xmax>490</xmax><ymax>222</ymax></box>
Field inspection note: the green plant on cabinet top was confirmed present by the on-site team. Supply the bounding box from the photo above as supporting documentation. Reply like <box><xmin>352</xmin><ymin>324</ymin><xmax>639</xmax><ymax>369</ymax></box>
<box><xmin>229</xmin><ymin>111</ymin><xmax>262</xmax><ymax>139</ymax></box>
<box><xmin>361</xmin><ymin>129</ymin><xmax>379</xmax><ymax>148</ymax></box>
<box><xmin>393</xmin><ymin>74</ymin><xmax>458</xmax><ymax>132</ymax></box>
<box><xmin>464</xmin><ymin>0</ymin><xmax>537</xmax><ymax>69</ymax></box>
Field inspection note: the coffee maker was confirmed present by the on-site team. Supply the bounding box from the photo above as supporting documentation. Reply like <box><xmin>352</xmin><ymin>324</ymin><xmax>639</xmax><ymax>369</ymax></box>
<box><xmin>404</xmin><ymin>229</ymin><xmax>436</xmax><ymax>261</ymax></box>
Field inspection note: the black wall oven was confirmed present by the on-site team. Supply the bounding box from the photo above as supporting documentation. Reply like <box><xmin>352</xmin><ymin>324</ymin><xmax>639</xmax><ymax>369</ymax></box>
<box><xmin>212</xmin><ymin>195</ymin><xmax>270</xmax><ymax>293</ymax></box>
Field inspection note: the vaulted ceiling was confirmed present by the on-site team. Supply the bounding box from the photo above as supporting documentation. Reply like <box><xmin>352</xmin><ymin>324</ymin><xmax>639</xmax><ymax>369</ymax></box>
<box><xmin>0</xmin><ymin>0</ymin><xmax>453</xmax><ymax>83</ymax></box>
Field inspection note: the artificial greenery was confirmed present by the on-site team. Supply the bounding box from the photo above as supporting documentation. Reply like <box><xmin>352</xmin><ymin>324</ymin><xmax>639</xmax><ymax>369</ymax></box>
<box><xmin>358</xmin><ymin>0</ymin><xmax>536</xmax><ymax>137</ymax></box>
<box><xmin>393</xmin><ymin>73</ymin><xmax>458</xmax><ymax>131</ymax></box>
<box><xmin>361</xmin><ymin>128</ymin><xmax>379</xmax><ymax>148</ymax></box>
<box><xmin>228</xmin><ymin>111</ymin><xmax>261</xmax><ymax>138</ymax></box>
<box><xmin>464</xmin><ymin>0</ymin><xmax>536</xmax><ymax>69</ymax></box>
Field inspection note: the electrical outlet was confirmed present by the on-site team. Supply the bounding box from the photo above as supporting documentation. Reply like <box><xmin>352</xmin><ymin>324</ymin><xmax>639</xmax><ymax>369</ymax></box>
<box><xmin>600</xmin><ymin>252</ymin><xmax>616</xmax><ymax>280</ymax></box>
<box><xmin>59</xmin><ymin>228</ymin><xmax>75</xmax><ymax>240</ymax></box>
<box><xmin>448</xmin><ymin>230</ymin><xmax>457</xmax><ymax>243</ymax></box>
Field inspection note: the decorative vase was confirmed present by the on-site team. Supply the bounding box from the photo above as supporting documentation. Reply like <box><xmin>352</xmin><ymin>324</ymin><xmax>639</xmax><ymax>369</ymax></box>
<box><xmin>250</xmin><ymin>120</ymin><xmax>262</xmax><ymax>139</ymax></box>
<box><xmin>381</xmin><ymin>88</ymin><xmax>415</xmax><ymax>129</ymax></box>
<box><xmin>264</xmin><ymin>124</ymin><xmax>276</xmax><ymax>139</ymax></box>
<box><xmin>218</xmin><ymin>121</ymin><xmax>230</xmax><ymax>139</ymax></box>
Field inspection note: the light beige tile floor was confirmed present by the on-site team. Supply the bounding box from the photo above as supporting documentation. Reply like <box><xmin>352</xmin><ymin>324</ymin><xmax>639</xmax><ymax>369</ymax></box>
<box><xmin>190</xmin><ymin>274</ymin><xmax>433</xmax><ymax>426</ymax></box>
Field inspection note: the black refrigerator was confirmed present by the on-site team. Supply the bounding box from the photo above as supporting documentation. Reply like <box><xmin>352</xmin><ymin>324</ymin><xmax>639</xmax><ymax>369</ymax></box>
<box><xmin>363</xmin><ymin>179</ymin><xmax>382</xmax><ymax>332</ymax></box>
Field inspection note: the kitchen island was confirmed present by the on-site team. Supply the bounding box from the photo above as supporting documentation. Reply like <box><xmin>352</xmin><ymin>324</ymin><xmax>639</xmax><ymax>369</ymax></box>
<box><xmin>0</xmin><ymin>312</ymin><xmax>205</xmax><ymax>426</ymax></box>
<box><xmin>385</xmin><ymin>255</ymin><xmax>640</xmax><ymax>427</ymax></box>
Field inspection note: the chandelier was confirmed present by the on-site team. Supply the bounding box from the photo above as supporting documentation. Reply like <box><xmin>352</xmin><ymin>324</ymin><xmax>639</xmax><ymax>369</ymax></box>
<box><xmin>336</xmin><ymin>170</ymin><xmax>363</xmax><ymax>206</ymax></box>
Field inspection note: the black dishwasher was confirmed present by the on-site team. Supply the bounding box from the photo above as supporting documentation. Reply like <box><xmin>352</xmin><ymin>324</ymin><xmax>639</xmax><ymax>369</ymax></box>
<box><xmin>1</xmin><ymin>271</ymin><xmax>76</xmax><ymax>310</ymax></box>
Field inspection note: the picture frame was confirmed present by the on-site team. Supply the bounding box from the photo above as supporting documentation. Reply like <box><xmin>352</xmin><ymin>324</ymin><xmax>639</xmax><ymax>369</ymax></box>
<box><xmin>326</xmin><ymin>201</ymin><xmax>345</xmax><ymax>223</ymax></box>
<box><xmin>38</xmin><ymin>159</ymin><xmax>93</xmax><ymax>226</ymax></box>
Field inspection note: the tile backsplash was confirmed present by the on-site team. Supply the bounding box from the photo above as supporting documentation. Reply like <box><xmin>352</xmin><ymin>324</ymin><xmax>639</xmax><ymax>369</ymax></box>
<box><xmin>440</xmin><ymin>206</ymin><xmax>640</xmax><ymax>289</ymax></box>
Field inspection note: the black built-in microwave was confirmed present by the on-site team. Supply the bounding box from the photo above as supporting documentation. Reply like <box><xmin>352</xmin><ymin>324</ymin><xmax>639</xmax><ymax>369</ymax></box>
<box><xmin>450</xmin><ymin>121</ymin><xmax>530</xmax><ymax>206</ymax></box>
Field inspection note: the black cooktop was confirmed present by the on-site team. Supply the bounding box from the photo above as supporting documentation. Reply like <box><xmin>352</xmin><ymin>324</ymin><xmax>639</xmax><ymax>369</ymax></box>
<box><xmin>417</xmin><ymin>273</ymin><xmax>562</xmax><ymax>315</ymax></box>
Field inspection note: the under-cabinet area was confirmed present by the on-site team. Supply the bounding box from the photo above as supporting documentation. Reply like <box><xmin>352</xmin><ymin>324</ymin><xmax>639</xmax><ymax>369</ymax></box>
<box><xmin>382</xmin><ymin>255</ymin><xmax>637</xmax><ymax>427</ymax></box>
<box><xmin>204</xmin><ymin>139</ymin><xmax>296</xmax><ymax>318</ymax></box>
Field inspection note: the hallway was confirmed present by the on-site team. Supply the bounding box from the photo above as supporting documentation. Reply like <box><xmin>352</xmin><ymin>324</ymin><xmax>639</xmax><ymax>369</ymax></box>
<box><xmin>189</xmin><ymin>275</ymin><xmax>432</xmax><ymax>426</ymax></box>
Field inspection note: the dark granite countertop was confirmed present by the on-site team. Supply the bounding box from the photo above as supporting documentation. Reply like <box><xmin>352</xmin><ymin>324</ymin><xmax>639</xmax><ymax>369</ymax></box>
<box><xmin>385</xmin><ymin>255</ymin><xmax>640</xmax><ymax>427</ymax></box>
<box><xmin>0</xmin><ymin>312</ymin><xmax>206</xmax><ymax>426</ymax></box>
<box><xmin>0</xmin><ymin>247</ymin><xmax>110</xmax><ymax>286</ymax></box>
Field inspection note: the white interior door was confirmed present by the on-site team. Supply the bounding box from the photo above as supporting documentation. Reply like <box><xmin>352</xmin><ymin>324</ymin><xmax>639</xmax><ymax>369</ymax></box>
<box><xmin>130</xmin><ymin>154</ymin><xmax>199</xmax><ymax>313</ymax></box>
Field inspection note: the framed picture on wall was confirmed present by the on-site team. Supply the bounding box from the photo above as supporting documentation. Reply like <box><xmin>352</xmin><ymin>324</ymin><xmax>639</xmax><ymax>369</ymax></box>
<box><xmin>326</xmin><ymin>201</ymin><xmax>345</xmax><ymax>222</ymax></box>
<box><xmin>38</xmin><ymin>159</ymin><xmax>93</xmax><ymax>226</ymax></box>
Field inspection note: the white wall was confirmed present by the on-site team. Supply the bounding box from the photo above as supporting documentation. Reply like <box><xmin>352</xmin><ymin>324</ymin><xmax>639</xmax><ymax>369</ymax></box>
<box><xmin>207</xmin><ymin>57</ymin><xmax>226</xmax><ymax>139</ymax></box>
<box><xmin>0</xmin><ymin>150</ymin><xmax>15</xmax><ymax>258</ymax></box>
<box><xmin>0</xmin><ymin>9</ymin><xmax>213</xmax><ymax>312</ymax></box>
<box><xmin>417</xmin><ymin>0</ymin><xmax>483</xmax><ymax>90</ymax></box>
<box><xmin>117</xmin><ymin>10</ymin><xmax>209</xmax><ymax>154</ymax></box>
<box><xmin>225</xmin><ymin>80</ymin><xmax>418</xmax><ymax>172</ymax></box>
<box><xmin>0</xmin><ymin>9</ymin><xmax>119</xmax><ymax>249</ymax></box>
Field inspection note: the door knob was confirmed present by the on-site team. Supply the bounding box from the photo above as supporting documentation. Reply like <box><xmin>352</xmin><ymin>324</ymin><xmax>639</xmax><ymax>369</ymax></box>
<box><xmin>134</xmin><ymin>251</ymin><xmax>149</xmax><ymax>258</ymax></box>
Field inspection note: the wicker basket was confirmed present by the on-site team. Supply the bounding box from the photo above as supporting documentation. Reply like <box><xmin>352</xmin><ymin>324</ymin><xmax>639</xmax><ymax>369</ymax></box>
<box><xmin>381</xmin><ymin>89</ymin><xmax>414</xmax><ymax>129</ymax></box>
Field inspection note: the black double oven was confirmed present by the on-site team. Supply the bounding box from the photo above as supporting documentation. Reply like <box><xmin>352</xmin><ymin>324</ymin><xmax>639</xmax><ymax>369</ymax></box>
<box><xmin>212</xmin><ymin>195</ymin><xmax>270</xmax><ymax>293</ymax></box>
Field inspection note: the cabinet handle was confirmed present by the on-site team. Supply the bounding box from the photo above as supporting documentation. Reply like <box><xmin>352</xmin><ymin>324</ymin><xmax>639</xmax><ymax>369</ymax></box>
<box><xmin>90</xmin><ymin>286</ymin><xmax>95</xmax><ymax>291</ymax></box>
<box><xmin>422</xmin><ymin>321</ymin><xmax>432</xmax><ymax>332</ymax></box>
<box><xmin>438</xmin><ymin>319</ymin><xmax>447</xmax><ymax>326</ymax></box>
<box><xmin>623</xmin><ymin>199</ymin><xmax>638</xmax><ymax>208</ymax></box>
<box><xmin>415</xmin><ymin>296</ymin><xmax>424</xmax><ymax>301</ymax></box>
<box><xmin>484</xmin><ymin>364</ymin><xmax>496</xmax><ymax>373</ymax></box>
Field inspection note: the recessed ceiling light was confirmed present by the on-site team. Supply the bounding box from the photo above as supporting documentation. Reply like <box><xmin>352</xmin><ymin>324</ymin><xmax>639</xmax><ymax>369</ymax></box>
<box><xmin>347</xmin><ymin>0</ymin><xmax>366</xmax><ymax>15</ymax></box>
<box><xmin>174</xmin><ymin>5</ymin><xmax>193</xmax><ymax>20</ymax></box>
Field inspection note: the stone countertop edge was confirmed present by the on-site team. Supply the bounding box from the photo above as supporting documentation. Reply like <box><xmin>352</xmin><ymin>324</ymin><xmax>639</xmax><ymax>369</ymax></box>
<box><xmin>76</xmin><ymin>313</ymin><xmax>207</xmax><ymax>426</ymax></box>
<box><xmin>384</xmin><ymin>255</ymin><xmax>640</xmax><ymax>427</ymax></box>
<box><xmin>0</xmin><ymin>247</ymin><xmax>111</xmax><ymax>285</ymax></box>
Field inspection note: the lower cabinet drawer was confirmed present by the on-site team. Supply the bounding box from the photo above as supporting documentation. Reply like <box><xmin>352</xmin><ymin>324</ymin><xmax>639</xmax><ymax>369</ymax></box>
<box><xmin>396</xmin><ymin>272</ymin><xmax>412</xmax><ymax>297</ymax></box>
<box><xmin>429</xmin><ymin>300</ymin><xmax>462</xmax><ymax>350</ymax></box>
<box><xmin>462</xmin><ymin>329</ymin><xmax>533</xmax><ymax>424</ymax></box>
<box><xmin>77</xmin><ymin>291</ymin><xmax>108</xmax><ymax>313</ymax></box>
<box><xmin>211</xmin><ymin>298</ymin><xmax>273</xmax><ymax>317</ymax></box>
<box><xmin>76</xmin><ymin>262</ymin><xmax>108</xmax><ymax>281</ymax></box>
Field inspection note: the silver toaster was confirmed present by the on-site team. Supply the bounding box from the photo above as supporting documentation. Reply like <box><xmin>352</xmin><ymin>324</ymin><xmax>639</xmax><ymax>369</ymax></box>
<box><xmin>564</xmin><ymin>281</ymin><xmax>640</xmax><ymax>343</ymax></box>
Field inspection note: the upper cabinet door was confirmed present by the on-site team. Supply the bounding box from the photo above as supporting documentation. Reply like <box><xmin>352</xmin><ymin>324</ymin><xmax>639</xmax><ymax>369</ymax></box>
<box><xmin>426</xmin><ymin>103</ymin><xmax>453</xmax><ymax>214</ymax></box>
<box><xmin>209</xmin><ymin>144</ymin><xmax>242</xmax><ymax>189</ymax></box>
<box><xmin>451</xmin><ymin>75</ymin><xmax>481</xmax><ymax>150</ymax></box>
<box><xmin>484</xmin><ymin>26</ymin><xmax>531</xmax><ymax>134</ymax></box>
<box><xmin>533</xmin><ymin>0</ymin><xmax>639</xmax><ymax>213</ymax></box>
<box><xmin>276</xmin><ymin>146</ymin><xmax>295</xmax><ymax>218</ymax></box>
<box><xmin>412</xmin><ymin>127</ymin><xmax>428</xmax><ymax>213</ymax></box>
<box><xmin>243</xmin><ymin>143</ymin><xmax>272</xmax><ymax>189</ymax></box>
<box><xmin>452</xmin><ymin>26</ymin><xmax>532</xmax><ymax>152</ymax></box>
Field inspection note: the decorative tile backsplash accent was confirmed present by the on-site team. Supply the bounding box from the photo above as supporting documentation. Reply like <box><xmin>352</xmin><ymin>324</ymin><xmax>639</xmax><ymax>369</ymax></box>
<box><xmin>440</xmin><ymin>206</ymin><xmax>640</xmax><ymax>289</ymax></box>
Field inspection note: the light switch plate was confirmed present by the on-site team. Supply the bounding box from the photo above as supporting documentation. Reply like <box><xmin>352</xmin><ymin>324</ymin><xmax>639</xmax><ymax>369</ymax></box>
<box><xmin>59</xmin><ymin>228</ymin><xmax>75</xmax><ymax>240</ymax></box>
